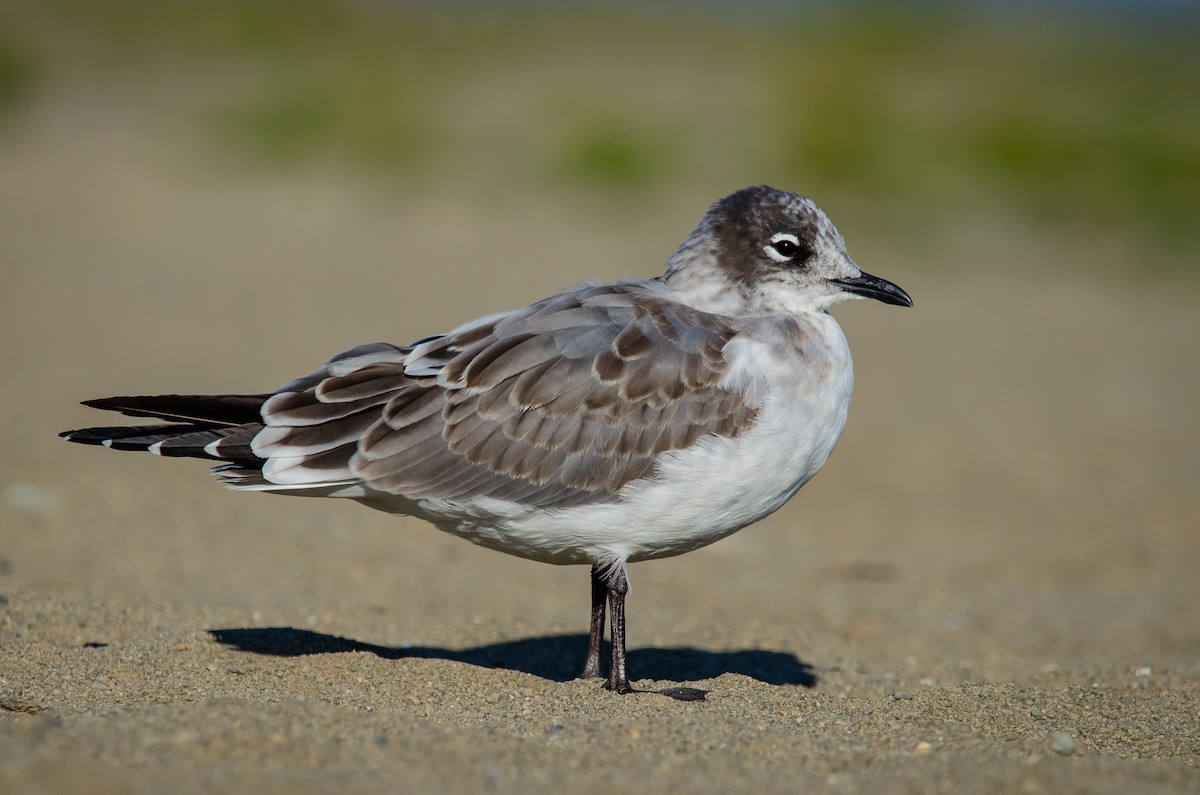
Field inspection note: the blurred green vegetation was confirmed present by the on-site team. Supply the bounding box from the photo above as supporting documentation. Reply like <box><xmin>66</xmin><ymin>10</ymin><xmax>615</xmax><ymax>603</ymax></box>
<box><xmin>209</xmin><ymin>59</ymin><xmax>429</xmax><ymax>168</ymax></box>
<box><xmin>5</xmin><ymin>0</ymin><xmax>1199</xmax><ymax>265</ymax></box>
<box><xmin>0</xmin><ymin>34</ymin><xmax>36</xmax><ymax>121</ymax></box>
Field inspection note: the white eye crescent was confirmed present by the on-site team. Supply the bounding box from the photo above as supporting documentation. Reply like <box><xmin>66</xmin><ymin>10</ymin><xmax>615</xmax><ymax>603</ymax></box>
<box><xmin>764</xmin><ymin>232</ymin><xmax>801</xmax><ymax>263</ymax></box>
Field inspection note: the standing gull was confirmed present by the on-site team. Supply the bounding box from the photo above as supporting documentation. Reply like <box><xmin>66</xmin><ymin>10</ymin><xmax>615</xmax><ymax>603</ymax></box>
<box><xmin>62</xmin><ymin>185</ymin><xmax>911</xmax><ymax>694</ymax></box>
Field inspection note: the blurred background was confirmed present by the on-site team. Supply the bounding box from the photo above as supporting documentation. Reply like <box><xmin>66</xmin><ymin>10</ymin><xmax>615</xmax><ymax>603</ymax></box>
<box><xmin>1</xmin><ymin>0</ymin><xmax>1198</xmax><ymax>674</ymax></box>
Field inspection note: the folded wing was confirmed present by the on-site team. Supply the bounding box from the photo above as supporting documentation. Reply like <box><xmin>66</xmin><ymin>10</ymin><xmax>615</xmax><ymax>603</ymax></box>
<box><xmin>253</xmin><ymin>283</ymin><xmax>759</xmax><ymax>508</ymax></box>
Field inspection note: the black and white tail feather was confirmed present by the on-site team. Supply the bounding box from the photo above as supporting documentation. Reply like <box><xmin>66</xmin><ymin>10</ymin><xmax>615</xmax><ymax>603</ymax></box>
<box><xmin>59</xmin><ymin>342</ymin><xmax>410</xmax><ymax>492</ymax></box>
<box><xmin>62</xmin><ymin>393</ymin><xmax>262</xmax><ymax>465</ymax></box>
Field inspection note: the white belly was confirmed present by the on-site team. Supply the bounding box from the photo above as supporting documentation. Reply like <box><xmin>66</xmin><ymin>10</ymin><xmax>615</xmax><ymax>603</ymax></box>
<box><xmin>396</xmin><ymin>375</ymin><xmax>851</xmax><ymax>566</ymax></box>
<box><xmin>573</xmin><ymin>386</ymin><xmax>851</xmax><ymax>563</ymax></box>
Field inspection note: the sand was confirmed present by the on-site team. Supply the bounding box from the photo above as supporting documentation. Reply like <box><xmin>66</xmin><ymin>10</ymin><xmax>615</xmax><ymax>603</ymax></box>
<box><xmin>2</xmin><ymin>79</ymin><xmax>1199</xmax><ymax>795</ymax></box>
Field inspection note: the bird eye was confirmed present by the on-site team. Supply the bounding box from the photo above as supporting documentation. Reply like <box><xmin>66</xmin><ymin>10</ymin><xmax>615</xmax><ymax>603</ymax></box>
<box><xmin>764</xmin><ymin>232</ymin><xmax>808</xmax><ymax>263</ymax></box>
<box><xmin>772</xmin><ymin>239</ymin><xmax>798</xmax><ymax>257</ymax></box>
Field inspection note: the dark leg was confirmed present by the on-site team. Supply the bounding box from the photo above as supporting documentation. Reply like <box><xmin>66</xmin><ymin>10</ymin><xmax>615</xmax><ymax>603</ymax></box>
<box><xmin>578</xmin><ymin>564</ymin><xmax>606</xmax><ymax>680</ymax></box>
<box><xmin>605</xmin><ymin>564</ymin><xmax>632</xmax><ymax>694</ymax></box>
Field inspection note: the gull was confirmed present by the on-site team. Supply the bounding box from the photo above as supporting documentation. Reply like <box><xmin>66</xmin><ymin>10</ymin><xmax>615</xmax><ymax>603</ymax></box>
<box><xmin>62</xmin><ymin>185</ymin><xmax>911</xmax><ymax>694</ymax></box>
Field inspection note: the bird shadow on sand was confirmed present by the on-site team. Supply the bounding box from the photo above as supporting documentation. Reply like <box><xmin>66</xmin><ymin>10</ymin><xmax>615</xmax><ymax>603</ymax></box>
<box><xmin>208</xmin><ymin>627</ymin><xmax>817</xmax><ymax>691</ymax></box>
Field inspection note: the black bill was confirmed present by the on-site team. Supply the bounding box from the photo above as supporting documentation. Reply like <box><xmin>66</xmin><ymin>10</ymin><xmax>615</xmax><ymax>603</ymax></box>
<box><xmin>833</xmin><ymin>271</ymin><xmax>913</xmax><ymax>307</ymax></box>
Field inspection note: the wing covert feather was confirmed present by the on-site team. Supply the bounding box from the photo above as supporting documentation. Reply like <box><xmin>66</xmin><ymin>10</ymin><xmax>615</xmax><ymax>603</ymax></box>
<box><xmin>253</xmin><ymin>284</ymin><xmax>759</xmax><ymax>506</ymax></box>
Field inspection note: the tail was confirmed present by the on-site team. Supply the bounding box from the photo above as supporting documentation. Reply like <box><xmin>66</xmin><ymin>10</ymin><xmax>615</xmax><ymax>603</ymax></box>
<box><xmin>61</xmin><ymin>394</ymin><xmax>271</xmax><ymax>482</ymax></box>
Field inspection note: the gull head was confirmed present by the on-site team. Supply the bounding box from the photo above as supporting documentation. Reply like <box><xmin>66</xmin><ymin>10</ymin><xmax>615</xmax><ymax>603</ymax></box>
<box><xmin>664</xmin><ymin>185</ymin><xmax>912</xmax><ymax>316</ymax></box>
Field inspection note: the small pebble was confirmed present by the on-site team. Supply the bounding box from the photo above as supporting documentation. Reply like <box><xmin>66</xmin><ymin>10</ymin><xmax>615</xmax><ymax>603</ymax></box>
<box><xmin>0</xmin><ymin>696</ymin><xmax>45</xmax><ymax>714</ymax></box>
<box><xmin>1049</xmin><ymin>731</ymin><xmax>1076</xmax><ymax>756</ymax></box>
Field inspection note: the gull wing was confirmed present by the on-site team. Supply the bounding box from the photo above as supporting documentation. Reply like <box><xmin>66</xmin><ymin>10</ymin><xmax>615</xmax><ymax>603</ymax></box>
<box><xmin>250</xmin><ymin>283</ymin><xmax>759</xmax><ymax>508</ymax></box>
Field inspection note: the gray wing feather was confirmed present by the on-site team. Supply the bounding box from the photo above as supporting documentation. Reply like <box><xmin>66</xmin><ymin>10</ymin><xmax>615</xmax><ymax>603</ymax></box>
<box><xmin>253</xmin><ymin>283</ymin><xmax>758</xmax><ymax>506</ymax></box>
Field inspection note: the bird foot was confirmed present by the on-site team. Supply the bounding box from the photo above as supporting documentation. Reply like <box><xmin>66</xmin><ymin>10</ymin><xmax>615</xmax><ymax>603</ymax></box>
<box><xmin>604</xmin><ymin>679</ymin><xmax>634</xmax><ymax>695</ymax></box>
